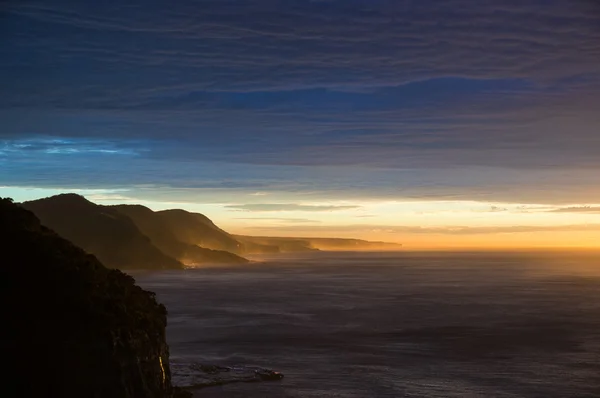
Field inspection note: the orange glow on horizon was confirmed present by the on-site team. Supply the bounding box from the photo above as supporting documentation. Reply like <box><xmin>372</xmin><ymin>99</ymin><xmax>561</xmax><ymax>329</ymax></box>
<box><xmin>2</xmin><ymin>186</ymin><xmax>599</xmax><ymax>251</ymax></box>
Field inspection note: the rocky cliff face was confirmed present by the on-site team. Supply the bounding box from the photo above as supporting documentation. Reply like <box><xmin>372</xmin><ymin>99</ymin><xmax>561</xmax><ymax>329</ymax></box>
<box><xmin>0</xmin><ymin>197</ymin><xmax>181</xmax><ymax>397</ymax></box>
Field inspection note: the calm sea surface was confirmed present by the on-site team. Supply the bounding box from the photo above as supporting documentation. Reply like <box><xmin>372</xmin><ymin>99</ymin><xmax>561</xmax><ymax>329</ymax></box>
<box><xmin>135</xmin><ymin>251</ymin><xmax>600</xmax><ymax>397</ymax></box>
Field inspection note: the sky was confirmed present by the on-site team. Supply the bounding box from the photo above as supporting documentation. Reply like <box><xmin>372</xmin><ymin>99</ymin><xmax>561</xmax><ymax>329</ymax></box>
<box><xmin>1</xmin><ymin>0</ymin><xmax>600</xmax><ymax>248</ymax></box>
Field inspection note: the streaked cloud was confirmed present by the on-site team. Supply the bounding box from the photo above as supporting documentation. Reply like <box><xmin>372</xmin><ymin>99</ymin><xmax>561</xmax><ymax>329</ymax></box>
<box><xmin>3</xmin><ymin>0</ymin><xmax>599</xmax><ymax>95</ymax></box>
<box><xmin>248</xmin><ymin>224</ymin><xmax>600</xmax><ymax>235</ymax></box>
<box><xmin>0</xmin><ymin>138</ymin><xmax>140</xmax><ymax>156</ymax></box>
<box><xmin>233</xmin><ymin>217</ymin><xmax>318</xmax><ymax>224</ymax></box>
<box><xmin>226</xmin><ymin>203</ymin><xmax>360</xmax><ymax>212</ymax></box>
<box><xmin>550</xmin><ymin>206</ymin><xmax>600</xmax><ymax>213</ymax></box>
<box><xmin>1</xmin><ymin>0</ymin><xmax>600</xmax><ymax>235</ymax></box>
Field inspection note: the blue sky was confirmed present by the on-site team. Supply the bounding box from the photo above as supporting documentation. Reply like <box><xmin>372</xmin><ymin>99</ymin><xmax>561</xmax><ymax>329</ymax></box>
<box><xmin>2</xmin><ymin>0</ymin><xmax>600</xmax><ymax>247</ymax></box>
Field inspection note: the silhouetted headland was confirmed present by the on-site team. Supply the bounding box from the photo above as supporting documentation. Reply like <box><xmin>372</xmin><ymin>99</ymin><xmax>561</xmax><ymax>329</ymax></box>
<box><xmin>21</xmin><ymin>194</ymin><xmax>248</xmax><ymax>269</ymax></box>
<box><xmin>20</xmin><ymin>194</ymin><xmax>401</xmax><ymax>270</ymax></box>
<box><xmin>21</xmin><ymin>194</ymin><xmax>185</xmax><ymax>270</ymax></box>
<box><xmin>111</xmin><ymin>204</ymin><xmax>248</xmax><ymax>265</ymax></box>
<box><xmin>0</xmin><ymin>197</ymin><xmax>191</xmax><ymax>398</ymax></box>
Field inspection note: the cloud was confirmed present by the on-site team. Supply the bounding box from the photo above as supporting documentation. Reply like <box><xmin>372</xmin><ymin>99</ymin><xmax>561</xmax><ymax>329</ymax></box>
<box><xmin>1</xmin><ymin>1</ymin><xmax>600</xmax><ymax>205</ymax></box>
<box><xmin>550</xmin><ymin>206</ymin><xmax>600</xmax><ymax>213</ymax></box>
<box><xmin>226</xmin><ymin>203</ymin><xmax>360</xmax><ymax>212</ymax></box>
<box><xmin>233</xmin><ymin>217</ymin><xmax>318</xmax><ymax>224</ymax></box>
<box><xmin>3</xmin><ymin>0</ymin><xmax>600</xmax><ymax>112</ymax></box>
<box><xmin>4</xmin><ymin>0</ymin><xmax>600</xmax><ymax>94</ymax></box>
<box><xmin>249</xmin><ymin>223</ymin><xmax>600</xmax><ymax>235</ymax></box>
<box><xmin>2</xmin><ymin>154</ymin><xmax>600</xmax><ymax>206</ymax></box>
<box><xmin>0</xmin><ymin>137</ymin><xmax>140</xmax><ymax>156</ymax></box>
<box><xmin>387</xmin><ymin>225</ymin><xmax>600</xmax><ymax>235</ymax></box>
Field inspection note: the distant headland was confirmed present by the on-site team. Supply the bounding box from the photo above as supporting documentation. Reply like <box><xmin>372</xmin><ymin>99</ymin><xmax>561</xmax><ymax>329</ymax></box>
<box><xmin>19</xmin><ymin>193</ymin><xmax>402</xmax><ymax>270</ymax></box>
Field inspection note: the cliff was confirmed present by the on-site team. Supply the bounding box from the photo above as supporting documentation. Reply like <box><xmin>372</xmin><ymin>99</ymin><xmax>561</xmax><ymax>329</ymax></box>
<box><xmin>20</xmin><ymin>194</ymin><xmax>400</xmax><ymax>265</ymax></box>
<box><xmin>113</xmin><ymin>204</ymin><xmax>248</xmax><ymax>264</ymax></box>
<box><xmin>156</xmin><ymin>209</ymin><xmax>242</xmax><ymax>253</ymax></box>
<box><xmin>0</xmin><ymin>197</ymin><xmax>187</xmax><ymax>397</ymax></box>
<box><xmin>21</xmin><ymin>194</ymin><xmax>183</xmax><ymax>270</ymax></box>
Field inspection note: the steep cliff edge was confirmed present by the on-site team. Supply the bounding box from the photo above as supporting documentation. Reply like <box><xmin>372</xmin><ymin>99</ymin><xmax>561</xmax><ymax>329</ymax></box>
<box><xmin>0</xmin><ymin>197</ymin><xmax>185</xmax><ymax>397</ymax></box>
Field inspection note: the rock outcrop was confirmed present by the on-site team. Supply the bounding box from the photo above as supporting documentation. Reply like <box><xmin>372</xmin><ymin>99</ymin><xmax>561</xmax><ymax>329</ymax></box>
<box><xmin>0</xmin><ymin>197</ymin><xmax>183</xmax><ymax>397</ymax></box>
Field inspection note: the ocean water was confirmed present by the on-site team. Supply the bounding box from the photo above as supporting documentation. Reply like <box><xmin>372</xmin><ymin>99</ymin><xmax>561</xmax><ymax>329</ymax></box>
<box><xmin>135</xmin><ymin>251</ymin><xmax>600</xmax><ymax>397</ymax></box>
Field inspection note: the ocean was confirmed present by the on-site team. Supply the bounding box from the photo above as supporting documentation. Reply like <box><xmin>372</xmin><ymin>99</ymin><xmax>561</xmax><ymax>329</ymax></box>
<box><xmin>135</xmin><ymin>251</ymin><xmax>600</xmax><ymax>397</ymax></box>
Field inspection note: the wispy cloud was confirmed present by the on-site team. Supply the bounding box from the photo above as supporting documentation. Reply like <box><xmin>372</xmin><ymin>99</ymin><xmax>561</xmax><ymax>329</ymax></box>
<box><xmin>1</xmin><ymin>1</ymin><xmax>600</xmax><ymax>206</ymax></box>
<box><xmin>549</xmin><ymin>206</ymin><xmax>600</xmax><ymax>213</ymax></box>
<box><xmin>233</xmin><ymin>217</ymin><xmax>318</xmax><ymax>224</ymax></box>
<box><xmin>0</xmin><ymin>137</ymin><xmax>140</xmax><ymax>156</ymax></box>
<box><xmin>249</xmin><ymin>224</ymin><xmax>600</xmax><ymax>235</ymax></box>
<box><xmin>226</xmin><ymin>203</ymin><xmax>360</xmax><ymax>212</ymax></box>
<box><xmin>4</xmin><ymin>1</ymin><xmax>600</xmax><ymax>93</ymax></box>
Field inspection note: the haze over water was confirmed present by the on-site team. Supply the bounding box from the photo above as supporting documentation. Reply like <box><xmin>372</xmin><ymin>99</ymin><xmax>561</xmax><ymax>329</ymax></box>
<box><xmin>136</xmin><ymin>251</ymin><xmax>600</xmax><ymax>397</ymax></box>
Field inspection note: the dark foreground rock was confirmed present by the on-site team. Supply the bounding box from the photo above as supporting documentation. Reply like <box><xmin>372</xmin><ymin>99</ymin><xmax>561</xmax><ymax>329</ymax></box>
<box><xmin>0</xmin><ymin>198</ymin><xmax>183</xmax><ymax>397</ymax></box>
